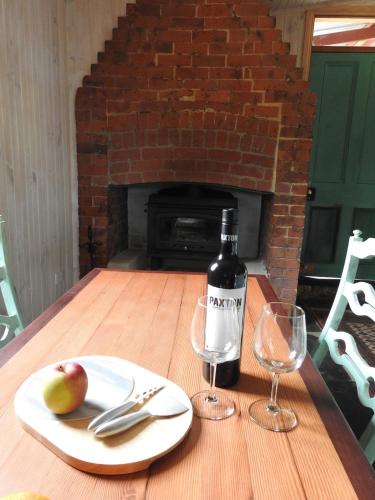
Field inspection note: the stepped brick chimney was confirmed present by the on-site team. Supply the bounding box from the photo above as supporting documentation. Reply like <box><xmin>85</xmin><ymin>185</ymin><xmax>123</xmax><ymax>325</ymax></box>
<box><xmin>76</xmin><ymin>0</ymin><xmax>316</xmax><ymax>302</ymax></box>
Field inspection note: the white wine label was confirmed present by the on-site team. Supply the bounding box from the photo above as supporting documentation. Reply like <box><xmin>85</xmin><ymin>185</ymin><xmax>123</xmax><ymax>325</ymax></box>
<box><xmin>205</xmin><ymin>285</ymin><xmax>246</xmax><ymax>359</ymax></box>
<box><xmin>221</xmin><ymin>234</ymin><xmax>238</xmax><ymax>242</ymax></box>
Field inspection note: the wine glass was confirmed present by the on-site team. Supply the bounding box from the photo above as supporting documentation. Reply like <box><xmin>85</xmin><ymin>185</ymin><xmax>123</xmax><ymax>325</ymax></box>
<box><xmin>249</xmin><ymin>302</ymin><xmax>307</xmax><ymax>432</ymax></box>
<box><xmin>190</xmin><ymin>295</ymin><xmax>240</xmax><ymax>420</ymax></box>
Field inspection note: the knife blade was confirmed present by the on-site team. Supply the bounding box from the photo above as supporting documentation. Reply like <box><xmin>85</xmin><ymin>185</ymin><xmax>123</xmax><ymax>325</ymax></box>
<box><xmin>87</xmin><ymin>384</ymin><xmax>164</xmax><ymax>431</ymax></box>
<box><xmin>94</xmin><ymin>392</ymin><xmax>189</xmax><ymax>437</ymax></box>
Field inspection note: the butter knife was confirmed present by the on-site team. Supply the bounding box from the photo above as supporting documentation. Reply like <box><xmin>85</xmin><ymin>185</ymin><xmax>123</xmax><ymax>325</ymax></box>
<box><xmin>87</xmin><ymin>385</ymin><xmax>164</xmax><ymax>431</ymax></box>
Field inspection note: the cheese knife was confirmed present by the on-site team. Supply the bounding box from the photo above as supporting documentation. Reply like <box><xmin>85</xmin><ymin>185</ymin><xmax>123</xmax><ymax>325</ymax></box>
<box><xmin>88</xmin><ymin>384</ymin><xmax>164</xmax><ymax>431</ymax></box>
<box><xmin>94</xmin><ymin>392</ymin><xmax>189</xmax><ymax>438</ymax></box>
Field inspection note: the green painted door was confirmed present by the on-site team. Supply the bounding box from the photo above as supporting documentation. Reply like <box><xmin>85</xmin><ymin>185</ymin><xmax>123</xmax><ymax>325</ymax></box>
<box><xmin>301</xmin><ymin>51</ymin><xmax>375</xmax><ymax>279</ymax></box>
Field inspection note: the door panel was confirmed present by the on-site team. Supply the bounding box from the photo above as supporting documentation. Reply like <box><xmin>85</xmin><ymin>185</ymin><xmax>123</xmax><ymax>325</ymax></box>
<box><xmin>352</xmin><ymin>208</ymin><xmax>375</xmax><ymax>235</ymax></box>
<box><xmin>304</xmin><ymin>206</ymin><xmax>340</xmax><ymax>263</ymax></box>
<box><xmin>358</xmin><ymin>62</ymin><xmax>375</xmax><ymax>183</ymax></box>
<box><xmin>302</xmin><ymin>52</ymin><xmax>375</xmax><ymax>279</ymax></box>
<box><xmin>312</xmin><ymin>61</ymin><xmax>358</xmax><ymax>184</ymax></box>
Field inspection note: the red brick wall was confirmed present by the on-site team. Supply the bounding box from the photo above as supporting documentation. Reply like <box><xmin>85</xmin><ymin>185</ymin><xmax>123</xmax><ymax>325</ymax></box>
<box><xmin>76</xmin><ymin>0</ymin><xmax>316</xmax><ymax>302</ymax></box>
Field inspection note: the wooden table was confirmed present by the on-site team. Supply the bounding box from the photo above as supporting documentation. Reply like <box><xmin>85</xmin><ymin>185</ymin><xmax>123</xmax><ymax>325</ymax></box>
<box><xmin>0</xmin><ymin>269</ymin><xmax>374</xmax><ymax>499</ymax></box>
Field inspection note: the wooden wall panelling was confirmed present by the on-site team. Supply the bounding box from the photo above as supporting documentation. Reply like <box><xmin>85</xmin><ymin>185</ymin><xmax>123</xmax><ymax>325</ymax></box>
<box><xmin>0</xmin><ymin>0</ymin><xmax>129</xmax><ymax>326</ymax></box>
<box><xmin>270</xmin><ymin>7</ymin><xmax>307</xmax><ymax>66</ymax></box>
<box><xmin>0</xmin><ymin>0</ymin><xmax>72</xmax><ymax>324</ymax></box>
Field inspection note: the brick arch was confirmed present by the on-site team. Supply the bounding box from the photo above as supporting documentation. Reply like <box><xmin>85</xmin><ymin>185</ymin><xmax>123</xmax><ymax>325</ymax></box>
<box><xmin>106</xmin><ymin>108</ymin><xmax>278</xmax><ymax>190</ymax></box>
<box><xmin>76</xmin><ymin>0</ymin><xmax>316</xmax><ymax>302</ymax></box>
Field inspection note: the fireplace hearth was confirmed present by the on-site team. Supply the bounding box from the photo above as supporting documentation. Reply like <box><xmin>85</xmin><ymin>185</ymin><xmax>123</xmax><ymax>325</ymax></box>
<box><xmin>147</xmin><ymin>184</ymin><xmax>237</xmax><ymax>270</ymax></box>
<box><xmin>106</xmin><ymin>182</ymin><xmax>264</xmax><ymax>273</ymax></box>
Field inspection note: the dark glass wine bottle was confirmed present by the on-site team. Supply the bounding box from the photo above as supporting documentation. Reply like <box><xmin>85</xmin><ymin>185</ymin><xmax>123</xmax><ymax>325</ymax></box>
<box><xmin>204</xmin><ymin>208</ymin><xmax>248</xmax><ymax>387</ymax></box>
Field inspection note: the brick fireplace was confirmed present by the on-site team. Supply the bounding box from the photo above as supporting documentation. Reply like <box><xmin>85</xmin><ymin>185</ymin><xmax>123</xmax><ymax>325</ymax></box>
<box><xmin>76</xmin><ymin>0</ymin><xmax>316</xmax><ymax>302</ymax></box>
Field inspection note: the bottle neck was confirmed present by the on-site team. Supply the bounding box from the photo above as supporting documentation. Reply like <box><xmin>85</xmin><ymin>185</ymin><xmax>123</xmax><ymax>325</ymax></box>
<box><xmin>220</xmin><ymin>223</ymin><xmax>238</xmax><ymax>256</ymax></box>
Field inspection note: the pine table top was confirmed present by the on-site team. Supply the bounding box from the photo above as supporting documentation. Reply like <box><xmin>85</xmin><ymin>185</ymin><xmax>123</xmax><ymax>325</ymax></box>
<box><xmin>0</xmin><ymin>269</ymin><xmax>374</xmax><ymax>499</ymax></box>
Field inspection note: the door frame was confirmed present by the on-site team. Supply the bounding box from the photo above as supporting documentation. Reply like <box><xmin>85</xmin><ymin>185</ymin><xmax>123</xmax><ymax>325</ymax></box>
<box><xmin>301</xmin><ymin>3</ymin><xmax>375</xmax><ymax>81</ymax></box>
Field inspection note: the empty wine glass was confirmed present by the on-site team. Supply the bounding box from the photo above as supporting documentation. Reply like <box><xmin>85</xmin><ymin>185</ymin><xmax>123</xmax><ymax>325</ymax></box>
<box><xmin>249</xmin><ymin>302</ymin><xmax>307</xmax><ymax>432</ymax></box>
<box><xmin>191</xmin><ymin>295</ymin><xmax>240</xmax><ymax>420</ymax></box>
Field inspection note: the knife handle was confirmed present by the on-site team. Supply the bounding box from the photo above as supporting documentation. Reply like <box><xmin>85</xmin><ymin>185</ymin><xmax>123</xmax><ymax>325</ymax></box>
<box><xmin>87</xmin><ymin>400</ymin><xmax>137</xmax><ymax>431</ymax></box>
<box><xmin>95</xmin><ymin>409</ymin><xmax>151</xmax><ymax>438</ymax></box>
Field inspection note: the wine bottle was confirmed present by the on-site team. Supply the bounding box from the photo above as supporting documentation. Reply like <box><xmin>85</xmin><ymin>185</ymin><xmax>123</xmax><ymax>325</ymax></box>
<box><xmin>204</xmin><ymin>208</ymin><xmax>248</xmax><ymax>387</ymax></box>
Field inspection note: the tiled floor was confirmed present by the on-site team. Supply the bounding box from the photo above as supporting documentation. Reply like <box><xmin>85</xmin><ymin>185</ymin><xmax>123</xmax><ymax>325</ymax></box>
<box><xmin>298</xmin><ymin>282</ymin><xmax>375</xmax><ymax>361</ymax></box>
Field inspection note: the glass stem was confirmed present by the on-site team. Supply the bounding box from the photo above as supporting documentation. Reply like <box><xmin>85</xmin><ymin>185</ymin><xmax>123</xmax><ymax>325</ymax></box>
<box><xmin>268</xmin><ymin>372</ymin><xmax>280</xmax><ymax>413</ymax></box>
<box><xmin>207</xmin><ymin>362</ymin><xmax>218</xmax><ymax>403</ymax></box>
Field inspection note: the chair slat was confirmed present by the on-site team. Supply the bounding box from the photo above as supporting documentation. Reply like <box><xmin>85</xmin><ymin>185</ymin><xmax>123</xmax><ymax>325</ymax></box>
<box><xmin>0</xmin><ymin>216</ymin><xmax>24</xmax><ymax>347</ymax></box>
<box><xmin>0</xmin><ymin>326</ymin><xmax>15</xmax><ymax>349</ymax></box>
<box><xmin>352</xmin><ymin>238</ymin><xmax>375</xmax><ymax>260</ymax></box>
<box><xmin>312</xmin><ymin>229</ymin><xmax>375</xmax><ymax>465</ymax></box>
<box><xmin>0</xmin><ymin>313</ymin><xmax>21</xmax><ymax>331</ymax></box>
<box><xmin>326</xmin><ymin>329</ymin><xmax>375</xmax><ymax>406</ymax></box>
<box><xmin>344</xmin><ymin>282</ymin><xmax>375</xmax><ymax>321</ymax></box>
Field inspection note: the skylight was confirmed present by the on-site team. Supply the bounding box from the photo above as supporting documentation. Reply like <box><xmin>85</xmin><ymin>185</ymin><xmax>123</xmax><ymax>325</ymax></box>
<box><xmin>313</xmin><ymin>17</ymin><xmax>375</xmax><ymax>47</ymax></box>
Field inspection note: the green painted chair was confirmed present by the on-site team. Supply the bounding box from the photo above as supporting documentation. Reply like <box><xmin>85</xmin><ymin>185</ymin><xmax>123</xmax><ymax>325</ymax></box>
<box><xmin>313</xmin><ymin>230</ymin><xmax>375</xmax><ymax>465</ymax></box>
<box><xmin>0</xmin><ymin>215</ymin><xmax>24</xmax><ymax>348</ymax></box>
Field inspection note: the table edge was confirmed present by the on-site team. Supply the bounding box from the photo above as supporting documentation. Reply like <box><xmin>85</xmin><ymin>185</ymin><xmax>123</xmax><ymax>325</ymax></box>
<box><xmin>256</xmin><ymin>274</ymin><xmax>375</xmax><ymax>495</ymax></box>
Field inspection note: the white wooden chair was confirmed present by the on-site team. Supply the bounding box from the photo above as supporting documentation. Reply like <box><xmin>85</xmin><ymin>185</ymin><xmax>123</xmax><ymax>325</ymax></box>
<box><xmin>313</xmin><ymin>230</ymin><xmax>375</xmax><ymax>464</ymax></box>
<box><xmin>0</xmin><ymin>215</ymin><xmax>24</xmax><ymax>348</ymax></box>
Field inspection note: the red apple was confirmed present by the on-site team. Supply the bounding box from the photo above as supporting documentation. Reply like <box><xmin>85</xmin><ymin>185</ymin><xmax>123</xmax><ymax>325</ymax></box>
<box><xmin>42</xmin><ymin>362</ymin><xmax>88</xmax><ymax>414</ymax></box>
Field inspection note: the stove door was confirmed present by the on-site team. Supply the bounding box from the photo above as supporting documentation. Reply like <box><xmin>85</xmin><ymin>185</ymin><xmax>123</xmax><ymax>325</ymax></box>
<box><xmin>149</xmin><ymin>208</ymin><xmax>221</xmax><ymax>254</ymax></box>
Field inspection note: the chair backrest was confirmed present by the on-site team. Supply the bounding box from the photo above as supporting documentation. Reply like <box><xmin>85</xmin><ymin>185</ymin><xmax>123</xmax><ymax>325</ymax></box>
<box><xmin>0</xmin><ymin>215</ymin><xmax>24</xmax><ymax>348</ymax></box>
<box><xmin>312</xmin><ymin>229</ymin><xmax>375</xmax><ymax>464</ymax></box>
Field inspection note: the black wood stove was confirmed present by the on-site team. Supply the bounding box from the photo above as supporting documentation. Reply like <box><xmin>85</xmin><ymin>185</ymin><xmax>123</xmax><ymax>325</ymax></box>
<box><xmin>147</xmin><ymin>184</ymin><xmax>237</xmax><ymax>270</ymax></box>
